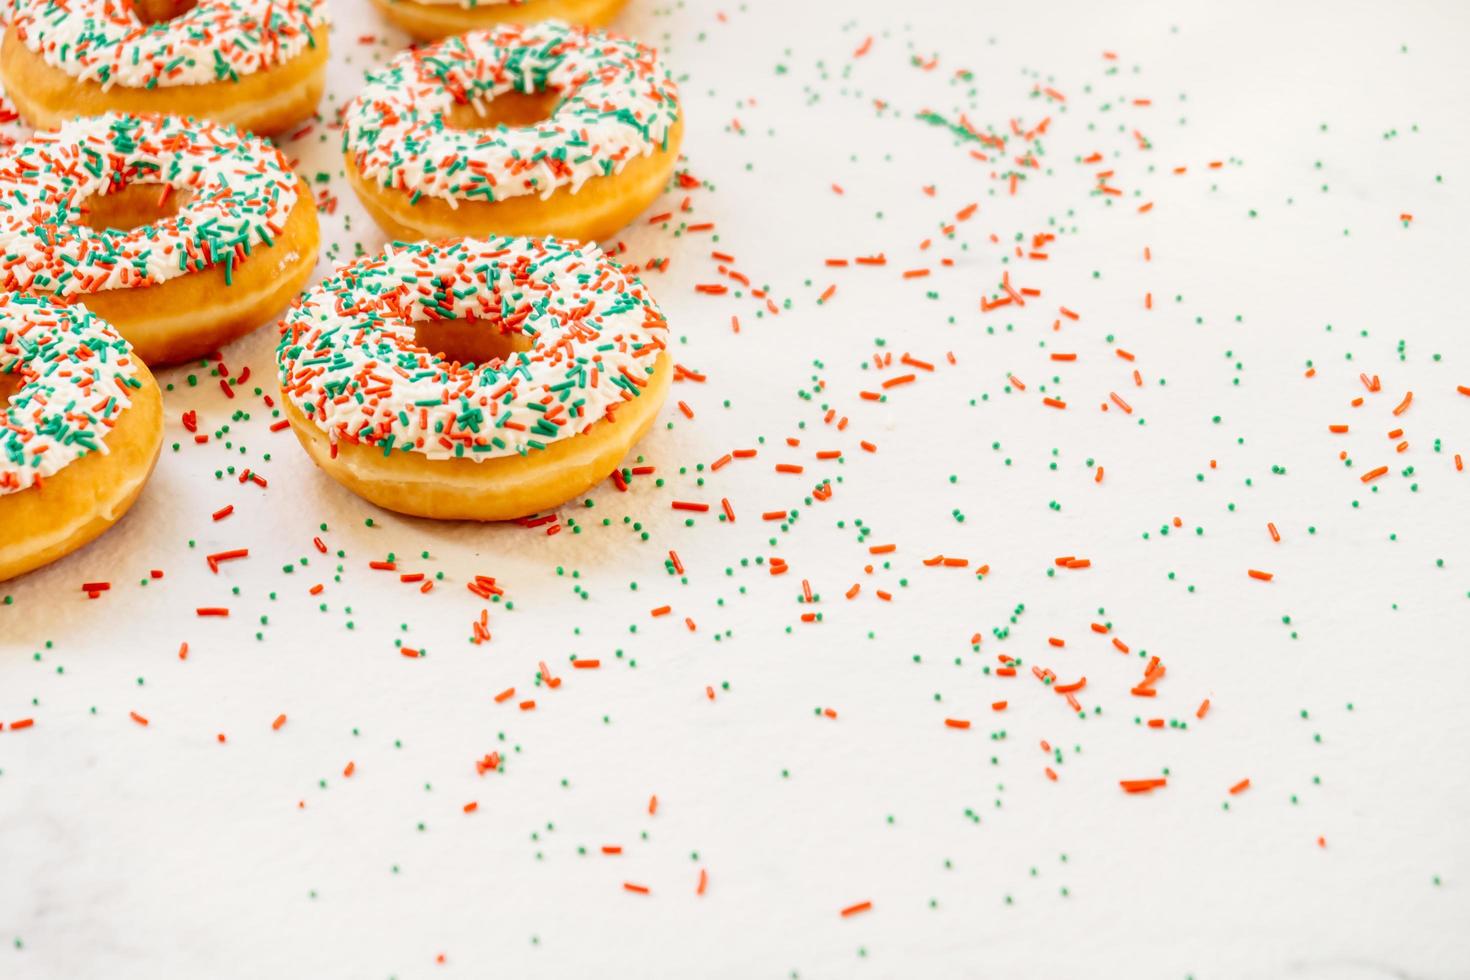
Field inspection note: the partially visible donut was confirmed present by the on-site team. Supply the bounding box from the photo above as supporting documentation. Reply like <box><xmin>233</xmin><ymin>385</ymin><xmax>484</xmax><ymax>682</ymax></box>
<box><xmin>275</xmin><ymin>235</ymin><xmax>671</xmax><ymax>521</ymax></box>
<box><xmin>0</xmin><ymin>0</ymin><xmax>329</xmax><ymax>136</ymax></box>
<box><xmin>343</xmin><ymin>21</ymin><xmax>682</xmax><ymax>244</ymax></box>
<box><xmin>0</xmin><ymin>113</ymin><xmax>320</xmax><ymax>367</ymax></box>
<box><xmin>0</xmin><ymin>292</ymin><xmax>163</xmax><ymax>582</ymax></box>
<box><xmin>368</xmin><ymin>0</ymin><xmax>626</xmax><ymax>43</ymax></box>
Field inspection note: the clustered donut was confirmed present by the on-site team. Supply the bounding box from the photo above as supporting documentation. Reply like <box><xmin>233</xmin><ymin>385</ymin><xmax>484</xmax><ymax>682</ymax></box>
<box><xmin>0</xmin><ymin>112</ymin><xmax>321</xmax><ymax>366</ymax></box>
<box><xmin>369</xmin><ymin>0</ymin><xmax>627</xmax><ymax>43</ymax></box>
<box><xmin>275</xmin><ymin>235</ymin><xmax>671</xmax><ymax>521</ymax></box>
<box><xmin>0</xmin><ymin>0</ymin><xmax>329</xmax><ymax>135</ymax></box>
<box><xmin>0</xmin><ymin>292</ymin><xmax>163</xmax><ymax>582</ymax></box>
<box><xmin>343</xmin><ymin>21</ymin><xmax>682</xmax><ymax>243</ymax></box>
<box><xmin>0</xmin><ymin>10</ymin><xmax>686</xmax><ymax>580</ymax></box>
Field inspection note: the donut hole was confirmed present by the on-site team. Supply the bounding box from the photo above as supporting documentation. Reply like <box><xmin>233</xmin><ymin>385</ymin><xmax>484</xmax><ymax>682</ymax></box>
<box><xmin>133</xmin><ymin>0</ymin><xmax>199</xmax><ymax>25</ymax></box>
<box><xmin>79</xmin><ymin>182</ymin><xmax>191</xmax><ymax>234</ymax></box>
<box><xmin>0</xmin><ymin>371</ymin><xmax>20</xmax><ymax>410</ymax></box>
<box><xmin>414</xmin><ymin>317</ymin><xmax>533</xmax><ymax>370</ymax></box>
<box><xmin>443</xmin><ymin>89</ymin><xmax>562</xmax><ymax>131</ymax></box>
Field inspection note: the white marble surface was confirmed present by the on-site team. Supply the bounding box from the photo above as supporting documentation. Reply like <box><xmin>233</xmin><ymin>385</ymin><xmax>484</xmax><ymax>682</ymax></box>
<box><xmin>2</xmin><ymin>0</ymin><xmax>1469</xmax><ymax>977</ymax></box>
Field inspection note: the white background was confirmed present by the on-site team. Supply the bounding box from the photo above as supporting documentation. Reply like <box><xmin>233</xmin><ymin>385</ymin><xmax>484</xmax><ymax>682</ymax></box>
<box><xmin>3</xmin><ymin>0</ymin><xmax>1470</xmax><ymax>977</ymax></box>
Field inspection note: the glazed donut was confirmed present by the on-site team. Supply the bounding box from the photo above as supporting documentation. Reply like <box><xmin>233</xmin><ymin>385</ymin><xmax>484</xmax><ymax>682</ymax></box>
<box><xmin>0</xmin><ymin>292</ymin><xmax>163</xmax><ymax>582</ymax></box>
<box><xmin>368</xmin><ymin>0</ymin><xmax>626</xmax><ymax>42</ymax></box>
<box><xmin>275</xmin><ymin>236</ymin><xmax>670</xmax><ymax>521</ymax></box>
<box><xmin>343</xmin><ymin>21</ymin><xmax>682</xmax><ymax>244</ymax></box>
<box><xmin>0</xmin><ymin>0</ymin><xmax>329</xmax><ymax>136</ymax></box>
<box><xmin>0</xmin><ymin>112</ymin><xmax>321</xmax><ymax>367</ymax></box>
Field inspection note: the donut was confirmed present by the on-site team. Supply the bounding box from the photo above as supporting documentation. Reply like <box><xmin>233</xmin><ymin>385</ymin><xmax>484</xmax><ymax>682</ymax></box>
<box><xmin>0</xmin><ymin>112</ymin><xmax>321</xmax><ymax>367</ymax></box>
<box><xmin>0</xmin><ymin>0</ymin><xmax>329</xmax><ymax>136</ymax></box>
<box><xmin>0</xmin><ymin>292</ymin><xmax>163</xmax><ymax>583</ymax></box>
<box><xmin>275</xmin><ymin>235</ymin><xmax>670</xmax><ymax>521</ymax></box>
<box><xmin>368</xmin><ymin>0</ymin><xmax>626</xmax><ymax>42</ymax></box>
<box><xmin>343</xmin><ymin>21</ymin><xmax>682</xmax><ymax>244</ymax></box>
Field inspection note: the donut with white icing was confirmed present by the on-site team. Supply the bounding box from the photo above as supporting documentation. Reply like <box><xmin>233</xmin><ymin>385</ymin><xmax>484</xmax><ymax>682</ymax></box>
<box><xmin>342</xmin><ymin>22</ymin><xmax>682</xmax><ymax>244</ymax></box>
<box><xmin>275</xmin><ymin>235</ymin><xmax>670</xmax><ymax>521</ymax></box>
<box><xmin>0</xmin><ymin>0</ymin><xmax>329</xmax><ymax>136</ymax></box>
<box><xmin>0</xmin><ymin>292</ymin><xmax>163</xmax><ymax>582</ymax></box>
<box><xmin>0</xmin><ymin>113</ymin><xmax>320</xmax><ymax>366</ymax></box>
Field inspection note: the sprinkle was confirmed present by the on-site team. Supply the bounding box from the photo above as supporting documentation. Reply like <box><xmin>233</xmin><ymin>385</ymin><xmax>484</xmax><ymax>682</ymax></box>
<box><xmin>1120</xmin><ymin>778</ymin><xmax>1166</xmax><ymax>793</ymax></box>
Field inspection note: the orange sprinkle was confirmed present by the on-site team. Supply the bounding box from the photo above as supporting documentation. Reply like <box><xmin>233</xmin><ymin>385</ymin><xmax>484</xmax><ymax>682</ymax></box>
<box><xmin>1248</xmin><ymin>569</ymin><xmax>1274</xmax><ymax>582</ymax></box>
<box><xmin>991</xmin><ymin>701</ymin><xmax>1007</xmax><ymax>711</ymax></box>
<box><xmin>1361</xmin><ymin>465</ymin><xmax>1389</xmax><ymax>484</ymax></box>
<box><xmin>272</xmin><ymin>714</ymin><xmax>287</xmax><ymax>731</ymax></box>
<box><xmin>1120</xmin><ymin>778</ymin><xmax>1167</xmax><ymax>793</ymax></box>
<box><xmin>494</xmin><ymin>687</ymin><xmax>515</xmax><ymax>703</ymax></box>
<box><xmin>840</xmin><ymin>901</ymin><xmax>873</xmax><ymax>918</ymax></box>
<box><xmin>623</xmin><ymin>883</ymin><xmax>650</xmax><ymax>895</ymax></box>
<box><xmin>1196</xmin><ymin>699</ymin><xmax>1211</xmax><ymax>719</ymax></box>
<box><xmin>130</xmin><ymin>711</ymin><xmax>149</xmax><ymax>726</ymax></box>
<box><xmin>944</xmin><ymin>718</ymin><xmax>972</xmax><ymax>730</ymax></box>
<box><xmin>1229</xmin><ymin>778</ymin><xmax>1251</xmax><ymax>795</ymax></box>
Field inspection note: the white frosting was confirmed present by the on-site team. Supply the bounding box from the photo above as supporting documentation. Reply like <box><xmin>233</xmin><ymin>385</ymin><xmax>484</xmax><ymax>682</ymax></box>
<box><xmin>0</xmin><ymin>113</ymin><xmax>300</xmax><ymax>296</ymax></box>
<box><xmin>8</xmin><ymin>0</ymin><xmax>327</xmax><ymax>89</ymax></box>
<box><xmin>342</xmin><ymin>21</ymin><xmax>681</xmax><ymax>206</ymax></box>
<box><xmin>0</xmin><ymin>292</ymin><xmax>140</xmax><ymax>495</ymax></box>
<box><xmin>276</xmin><ymin>236</ymin><xmax>668</xmax><ymax>463</ymax></box>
